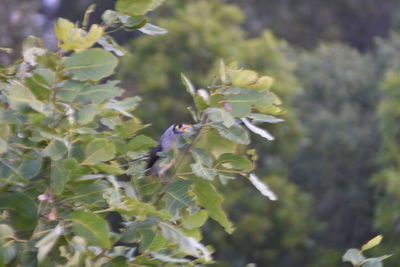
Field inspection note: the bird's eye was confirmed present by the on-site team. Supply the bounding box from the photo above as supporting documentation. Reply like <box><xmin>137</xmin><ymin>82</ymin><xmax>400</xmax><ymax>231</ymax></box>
<box><xmin>175</xmin><ymin>124</ymin><xmax>182</xmax><ymax>130</ymax></box>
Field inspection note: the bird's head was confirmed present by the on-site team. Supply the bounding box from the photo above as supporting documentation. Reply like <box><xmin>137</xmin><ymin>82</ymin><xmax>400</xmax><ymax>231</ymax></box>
<box><xmin>172</xmin><ymin>123</ymin><xmax>193</xmax><ymax>134</ymax></box>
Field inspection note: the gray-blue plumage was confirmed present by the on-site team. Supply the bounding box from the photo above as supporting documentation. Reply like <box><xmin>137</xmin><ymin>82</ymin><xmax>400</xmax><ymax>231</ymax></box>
<box><xmin>146</xmin><ymin>123</ymin><xmax>192</xmax><ymax>173</ymax></box>
<box><xmin>160</xmin><ymin>124</ymin><xmax>180</xmax><ymax>152</ymax></box>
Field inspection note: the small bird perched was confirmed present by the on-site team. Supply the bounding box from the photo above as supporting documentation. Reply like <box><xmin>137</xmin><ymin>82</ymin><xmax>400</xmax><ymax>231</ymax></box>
<box><xmin>146</xmin><ymin>123</ymin><xmax>193</xmax><ymax>176</ymax></box>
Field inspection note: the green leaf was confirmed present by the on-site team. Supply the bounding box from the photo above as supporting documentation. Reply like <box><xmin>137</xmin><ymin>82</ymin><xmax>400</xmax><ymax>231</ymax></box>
<box><xmin>163</xmin><ymin>180</ymin><xmax>195</xmax><ymax>217</ymax></box>
<box><xmin>122</xmin><ymin>15</ymin><xmax>147</xmax><ymax>30</ymax></box>
<box><xmin>151</xmin><ymin>252</ymin><xmax>189</xmax><ymax>263</ymax></box>
<box><xmin>95</xmin><ymin>162</ymin><xmax>125</xmax><ymax>175</ymax></box>
<box><xmin>0</xmin><ymin>156</ymin><xmax>42</xmax><ymax>182</ymax></box>
<box><xmin>225</xmin><ymin>90</ymin><xmax>275</xmax><ymax>117</ymax></box>
<box><xmin>71</xmin><ymin>210</ymin><xmax>111</xmax><ymax>249</ymax></box>
<box><xmin>117</xmin><ymin>197</ymin><xmax>169</xmax><ymax>220</ymax></box>
<box><xmin>0</xmin><ymin>192</ymin><xmax>37</xmax><ymax>231</ymax></box>
<box><xmin>195</xmin><ymin>128</ymin><xmax>238</xmax><ymax>158</ymax></box>
<box><xmin>52</xmin><ymin>158</ymin><xmax>79</xmax><ymax>195</ymax></box>
<box><xmin>206</xmin><ymin>108</ymin><xmax>235</xmax><ymax>128</ymax></box>
<box><xmin>68</xmin><ymin>182</ymin><xmax>106</xmax><ymax>204</ymax></box>
<box><xmin>65</xmin><ymin>48</ymin><xmax>118</xmax><ymax>81</ymax></box>
<box><xmin>212</xmin><ymin>124</ymin><xmax>250</xmax><ymax>145</ymax></box>
<box><xmin>25</xmin><ymin>72</ymin><xmax>51</xmax><ymax>100</ymax></box>
<box><xmin>159</xmin><ymin>222</ymin><xmax>211</xmax><ymax>261</ymax></box>
<box><xmin>147</xmin><ymin>233</ymin><xmax>167</xmax><ymax>251</ymax></box>
<box><xmin>116</xmin><ymin>120</ymin><xmax>148</xmax><ymax>138</ymax></box>
<box><xmin>56</xmin><ymin>80</ymin><xmax>85</xmax><ymax>102</ymax></box>
<box><xmin>342</xmin><ymin>248</ymin><xmax>365</xmax><ymax>265</ymax></box>
<box><xmin>4</xmin><ymin>82</ymin><xmax>51</xmax><ymax>115</ymax></box>
<box><xmin>191</xmin><ymin>148</ymin><xmax>214</xmax><ymax>167</ymax></box>
<box><xmin>361</xmin><ymin>235</ymin><xmax>383</xmax><ymax>252</ymax></box>
<box><xmin>102</xmin><ymin>10</ymin><xmax>119</xmax><ymax>25</ymax></box>
<box><xmin>246</xmin><ymin>76</ymin><xmax>274</xmax><ymax>92</ymax></box>
<box><xmin>192</xmin><ymin>179</ymin><xmax>234</xmax><ymax>233</ymax></box>
<box><xmin>231</xmin><ymin>69</ymin><xmax>258</xmax><ymax>86</ymax></box>
<box><xmin>182</xmin><ymin>210</ymin><xmax>208</xmax><ymax>229</ymax></box>
<box><xmin>127</xmin><ymin>134</ymin><xmax>157</xmax><ymax>151</ymax></box>
<box><xmin>76</xmin><ymin>104</ymin><xmax>97</xmax><ymax>125</ymax></box>
<box><xmin>106</xmin><ymin>256</ymin><xmax>128</xmax><ymax>267</ymax></box>
<box><xmin>43</xmin><ymin>140</ymin><xmax>67</xmax><ymax>161</ymax></box>
<box><xmin>138</xmin><ymin>228</ymin><xmax>156</xmax><ymax>252</ymax></box>
<box><xmin>181</xmin><ymin>73</ymin><xmax>196</xmax><ymax>95</ymax></box>
<box><xmin>191</xmin><ymin>162</ymin><xmax>217</xmax><ymax>180</ymax></box>
<box><xmin>115</xmin><ymin>0</ymin><xmax>153</xmax><ymax>16</ymax></box>
<box><xmin>120</xmin><ymin>217</ymin><xmax>159</xmax><ymax>243</ymax></box>
<box><xmin>77</xmin><ymin>80</ymin><xmax>123</xmax><ymax>104</ymax></box>
<box><xmin>218</xmin><ymin>153</ymin><xmax>252</xmax><ymax>171</ymax></box>
<box><xmin>83</xmin><ymin>138</ymin><xmax>116</xmax><ymax>165</ymax></box>
<box><xmin>106</xmin><ymin>96</ymin><xmax>141</xmax><ymax>116</ymax></box>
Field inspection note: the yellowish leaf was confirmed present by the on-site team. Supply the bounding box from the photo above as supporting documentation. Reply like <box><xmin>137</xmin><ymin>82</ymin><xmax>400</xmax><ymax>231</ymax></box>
<box><xmin>231</xmin><ymin>69</ymin><xmax>258</xmax><ymax>86</ymax></box>
<box><xmin>361</xmin><ymin>235</ymin><xmax>383</xmax><ymax>252</ymax></box>
<box><xmin>54</xmin><ymin>18</ymin><xmax>103</xmax><ymax>52</ymax></box>
<box><xmin>247</xmin><ymin>76</ymin><xmax>274</xmax><ymax>91</ymax></box>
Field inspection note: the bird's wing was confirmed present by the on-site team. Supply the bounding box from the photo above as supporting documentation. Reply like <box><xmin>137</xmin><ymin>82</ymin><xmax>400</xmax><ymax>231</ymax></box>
<box><xmin>146</xmin><ymin>144</ymin><xmax>162</xmax><ymax>170</ymax></box>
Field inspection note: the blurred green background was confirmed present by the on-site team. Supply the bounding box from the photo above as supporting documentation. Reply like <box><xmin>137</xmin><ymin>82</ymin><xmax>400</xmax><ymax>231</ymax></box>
<box><xmin>2</xmin><ymin>0</ymin><xmax>400</xmax><ymax>266</ymax></box>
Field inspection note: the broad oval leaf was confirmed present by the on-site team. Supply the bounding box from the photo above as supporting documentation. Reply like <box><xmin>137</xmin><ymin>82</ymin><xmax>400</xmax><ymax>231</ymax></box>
<box><xmin>218</xmin><ymin>153</ymin><xmax>253</xmax><ymax>171</ymax></box>
<box><xmin>83</xmin><ymin>138</ymin><xmax>116</xmax><ymax>165</ymax></box>
<box><xmin>115</xmin><ymin>0</ymin><xmax>153</xmax><ymax>16</ymax></box>
<box><xmin>192</xmin><ymin>179</ymin><xmax>234</xmax><ymax>233</ymax></box>
<box><xmin>191</xmin><ymin>148</ymin><xmax>214</xmax><ymax>167</ymax></box>
<box><xmin>65</xmin><ymin>48</ymin><xmax>118</xmax><ymax>81</ymax></box>
<box><xmin>71</xmin><ymin>210</ymin><xmax>111</xmax><ymax>249</ymax></box>
<box><xmin>0</xmin><ymin>192</ymin><xmax>38</xmax><ymax>231</ymax></box>
<box><xmin>182</xmin><ymin>210</ymin><xmax>208</xmax><ymax>229</ymax></box>
<box><xmin>127</xmin><ymin>134</ymin><xmax>157</xmax><ymax>151</ymax></box>
<box><xmin>77</xmin><ymin>80</ymin><xmax>123</xmax><ymax>104</ymax></box>
<box><xmin>163</xmin><ymin>180</ymin><xmax>195</xmax><ymax>217</ymax></box>
<box><xmin>231</xmin><ymin>69</ymin><xmax>258</xmax><ymax>86</ymax></box>
<box><xmin>212</xmin><ymin>124</ymin><xmax>250</xmax><ymax>145</ymax></box>
<box><xmin>206</xmin><ymin>108</ymin><xmax>235</xmax><ymax>128</ymax></box>
<box><xmin>117</xmin><ymin>197</ymin><xmax>169</xmax><ymax>220</ymax></box>
<box><xmin>191</xmin><ymin>162</ymin><xmax>217</xmax><ymax>180</ymax></box>
<box><xmin>43</xmin><ymin>140</ymin><xmax>67</xmax><ymax>161</ymax></box>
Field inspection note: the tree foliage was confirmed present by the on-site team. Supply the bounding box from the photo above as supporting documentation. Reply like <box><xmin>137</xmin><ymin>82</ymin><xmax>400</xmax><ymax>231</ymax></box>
<box><xmin>0</xmin><ymin>1</ymin><xmax>285</xmax><ymax>265</ymax></box>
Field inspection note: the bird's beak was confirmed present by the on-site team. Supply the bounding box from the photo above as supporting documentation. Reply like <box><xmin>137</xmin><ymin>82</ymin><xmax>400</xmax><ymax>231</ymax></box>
<box><xmin>181</xmin><ymin>124</ymin><xmax>193</xmax><ymax>133</ymax></box>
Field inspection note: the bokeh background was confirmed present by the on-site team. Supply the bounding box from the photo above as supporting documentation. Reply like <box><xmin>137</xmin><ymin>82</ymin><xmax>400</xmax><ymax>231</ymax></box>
<box><xmin>2</xmin><ymin>0</ymin><xmax>400</xmax><ymax>266</ymax></box>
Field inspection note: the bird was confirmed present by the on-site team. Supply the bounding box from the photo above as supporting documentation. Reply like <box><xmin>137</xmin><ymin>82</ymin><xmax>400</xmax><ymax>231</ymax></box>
<box><xmin>146</xmin><ymin>123</ymin><xmax>193</xmax><ymax>176</ymax></box>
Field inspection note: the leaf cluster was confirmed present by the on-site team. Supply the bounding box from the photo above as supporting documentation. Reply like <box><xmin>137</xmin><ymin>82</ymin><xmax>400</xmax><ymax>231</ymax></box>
<box><xmin>0</xmin><ymin>0</ymin><xmax>284</xmax><ymax>266</ymax></box>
